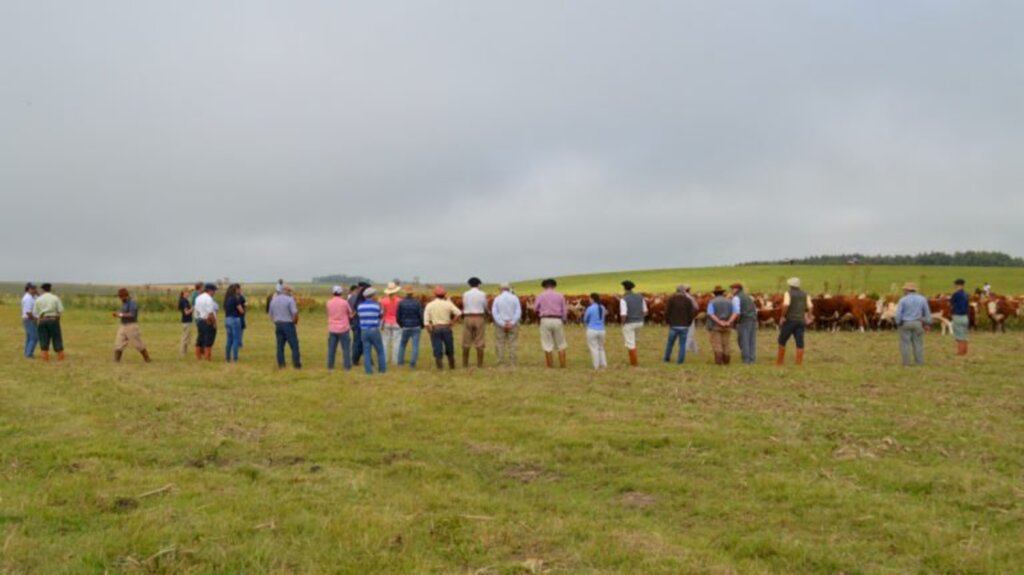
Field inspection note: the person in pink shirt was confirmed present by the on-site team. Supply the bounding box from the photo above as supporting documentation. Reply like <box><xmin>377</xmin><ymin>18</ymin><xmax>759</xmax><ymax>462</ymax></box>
<box><xmin>326</xmin><ymin>285</ymin><xmax>355</xmax><ymax>370</ymax></box>
<box><xmin>379</xmin><ymin>282</ymin><xmax>403</xmax><ymax>365</ymax></box>
<box><xmin>533</xmin><ymin>278</ymin><xmax>568</xmax><ymax>368</ymax></box>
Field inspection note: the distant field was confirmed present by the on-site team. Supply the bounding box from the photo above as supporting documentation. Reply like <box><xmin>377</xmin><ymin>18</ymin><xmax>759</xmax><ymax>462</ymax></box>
<box><xmin>6</xmin><ymin>265</ymin><xmax>1022</xmax><ymax>300</ymax></box>
<box><xmin>2</xmin><ymin>309</ymin><xmax>1022</xmax><ymax>573</ymax></box>
<box><xmin>512</xmin><ymin>265</ymin><xmax>1024</xmax><ymax>296</ymax></box>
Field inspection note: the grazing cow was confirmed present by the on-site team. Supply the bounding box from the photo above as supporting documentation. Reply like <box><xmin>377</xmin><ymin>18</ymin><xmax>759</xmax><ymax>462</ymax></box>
<box><xmin>984</xmin><ymin>296</ymin><xmax>1020</xmax><ymax>333</ymax></box>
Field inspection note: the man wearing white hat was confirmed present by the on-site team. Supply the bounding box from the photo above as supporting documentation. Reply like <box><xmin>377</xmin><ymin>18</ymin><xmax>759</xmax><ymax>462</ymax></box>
<box><xmin>895</xmin><ymin>282</ymin><xmax>932</xmax><ymax>366</ymax></box>
<box><xmin>777</xmin><ymin>277</ymin><xmax>814</xmax><ymax>365</ymax></box>
<box><xmin>491</xmin><ymin>282</ymin><xmax>522</xmax><ymax>367</ymax></box>
<box><xmin>380</xmin><ymin>282</ymin><xmax>403</xmax><ymax>365</ymax></box>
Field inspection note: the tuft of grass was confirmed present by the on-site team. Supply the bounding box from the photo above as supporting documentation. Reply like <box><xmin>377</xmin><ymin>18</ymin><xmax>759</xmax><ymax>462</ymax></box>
<box><xmin>1</xmin><ymin>309</ymin><xmax>1022</xmax><ymax>573</ymax></box>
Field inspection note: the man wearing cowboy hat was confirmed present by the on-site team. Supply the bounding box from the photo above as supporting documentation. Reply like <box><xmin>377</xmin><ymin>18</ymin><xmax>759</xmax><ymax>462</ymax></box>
<box><xmin>461</xmin><ymin>277</ymin><xmax>489</xmax><ymax>368</ymax></box>
<box><xmin>895</xmin><ymin>282</ymin><xmax>932</xmax><ymax>366</ymax></box>
<box><xmin>356</xmin><ymin>287</ymin><xmax>386</xmax><ymax>374</ymax></box>
<box><xmin>379</xmin><ymin>282</ymin><xmax>403</xmax><ymax>365</ymax></box>
<box><xmin>112</xmin><ymin>288</ymin><xmax>151</xmax><ymax>363</ymax></box>
<box><xmin>348</xmin><ymin>282</ymin><xmax>370</xmax><ymax>366</ymax></box>
<box><xmin>619</xmin><ymin>280</ymin><xmax>647</xmax><ymax>366</ymax></box>
<box><xmin>731</xmin><ymin>282</ymin><xmax>758</xmax><ymax>364</ymax></box>
<box><xmin>777</xmin><ymin>277</ymin><xmax>814</xmax><ymax>365</ymax></box>
<box><xmin>424</xmin><ymin>286</ymin><xmax>462</xmax><ymax>370</ymax></box>
<box><xmin>705</xmin><ymin>285</ymin><xmax>738</xmax><ymax>365</ymax></box>
<box><xmin>534</xmin><ymin>278</ymin><xmax>568</xmax><ymax>368</ymax></box>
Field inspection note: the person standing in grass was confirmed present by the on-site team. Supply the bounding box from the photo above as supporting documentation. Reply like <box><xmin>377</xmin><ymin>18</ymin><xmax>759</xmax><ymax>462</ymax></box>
<box><xmin>379</xmin><ymin>282</ymin><xmax>403</xmax><ymax>365</ymax></box>
<box><xmin>112</xmin><ymin>288</ymin><xmax>151</xmax><ymax>363</ymax></box>
<box><xmin>32</xmin><ymin>283</ymin><xmax>65</xmax><ymax>361</ymax></box>
<box><xmin>21</xmin><ymin>282</ymin><xmax>39</xmax><ymax>359</ymax></box>
<box><xmin>534</xmin><ymin>278</ymin><xmax>568</xmax><ymax>368</ymax></box>
<box><xmin>732</xmin><ymin>283</ymin><xmax>758</xmax><ymax>364</ymax></box>
<box><xmin>397</xmin><ymin>286</ymin><xmax>425</xmax><ymax>368</ymax></box>
<box><xmin>619</xmin><ymin>280</ymin><xmax>647</xmax><ymax>367</ymax></box>
<box><xmin>424</xmin><ymin>286</ymin><xmax>462</xmax><ymax>370</ymax></box>
<box><xmin>951</xmin><ymin>278</ymin><xmax>970</xmax><ymax>357</ymax></box>
<box><xmin>706</xmin><ymin>285</ymin><xmax>737</xmax><ymax>366</ymax></box>
<box><xmin>583</xmin><ymin>293</ymin><xmax>608</xmax><ymax>370</ymax></box>
<box><xmin>461</xmin><ymin>277</ymin><xmax>488</xmax><ymax>368</ymax></box>
<box><xmin>777</xmin><ymin>277</ymin><xmax>813</xmax><ymax>365</ymax></box>
<box><xmin>326</xmin><ymin>285</ymin><xmax>355</xmax><ymax>370</ymax></box>
<box><xmin>682</xmin><ymin>284</ymin><xmax>700</xmax><ymax>356</ymax></box>
<box><xmin>236</xmin><ymin>285</ymin><xmax>248</xmax><ymax>349</ymax></box>
<box><xmin>664</xmin><ymin>284</ymin><xmax>696</xmax><ymax>364</ymax></box>
<box><xmin>491</xmin><ymin>282</ymin><xmax>522</xmax><ymax>367</ymax></box>
<box><xmin>348</xmin><ymin>282</ymin><xmax>369</xmax><ymax>366</ymax></box>
<box><xmin>895</xmin><ymin>282</ymin><xmax>932</xmax><ymax>367</ymax></box>
<box><xmin>193</xmin><ymin>283</ymin><xmax>220</xmax><ymax>361</ymax></box>
<box><xmin>177</xmin><ymin>288</ymin><xmax>193</xmax><ymax>356</ymax></box>
<box><xmin>223</xmin><ymin>283</ymin><xmax>245</xmax><ymax>362</ymax></box>
<box><xmin>268</xmin><ymin>285</ymin><xmax>302</xmax><ymax>369</ymax></box>
<box><xmin>357</xmin><ymin>288</ymin><xmax>386</xmax><ymax>374</ymax></box>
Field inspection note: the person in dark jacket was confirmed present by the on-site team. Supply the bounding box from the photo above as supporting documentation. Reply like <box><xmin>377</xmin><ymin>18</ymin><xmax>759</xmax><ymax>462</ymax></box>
<box><xmin>732</xmin><ymin>283</ymin><xmax>758</xmax><ymax>364</ymax></box>
<box><xmin>950</xmin><ymin>278</ymin><xmax>970</xmax><ymax>357</ymax></box>
<box><xmin>664</xmin><ymin>284</ymin><xmax>696</xmax><ymax>364</ymax></box>
<box><xmin>396</xmin><ymin>286</ymin><xmax>425</xmax><ymax>368</ymax></box>
<box><xmin>348</xmin><ymin>282</ymin><xmax>369</xmax><ymax>366</ymax></box>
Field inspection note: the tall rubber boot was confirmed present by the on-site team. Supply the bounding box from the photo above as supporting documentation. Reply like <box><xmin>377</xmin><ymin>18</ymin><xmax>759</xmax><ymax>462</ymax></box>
<box><xmin>57</xmin><ymin>351</ymin><xmax>65</xmax><ymax>361</ymax></box>
<box><xmin>776</xmin><ymin>346</ymin><xmax>786</xmax><ymax>365</ymax></box>
<box><xmin>435</xmin><ymin>357</ymin><xmax>444</xmax><ymax>370</ymax></box>
<box><xmin>961</xmin><ymin>342</ymin><xmax>968</xmax><ymax>356</ymax></box>
<box><xmin>462</xmin><ymin>348</ymin><xmax>470</xmax><ymax>368</ymax></box>
<box><xmin>545</xmin><ymin>352</ymin><xmax>554</xmax><ymax>368</ymax></box>
<box><xmin>41</xmin><ymin>351</ymin><xmax>50</xmax><ymax>362</ymax></box>
<box><xmin>476</xmin><ymin>348</ymin><xmax>484</xmax><ymax>368</ymax></box>
<box><xmin>795</xmin><ymin>349</ymin><xmax>804</xmax><ymax>365</ymax></box>
<box><xmin>195</xmin><ymin>346</ymin><xmax>203</xmax><ymax>360</ymax></box>
<box><xmin>713</xmin><ymin>352</ymin><xmax>723</xmax><ymax>365</ymax></box>
<box><xmin>204</xmin><ymin>348</ymin><xmax>213</xmax><ymax>361</ymax></box>
<box><xmin>114</xmin><ymin>350</ymin><xmax>123</xmax><ymax>363</ymax></box>
<box><xmin>628</xmin><ymin>349</ymin><xmax>638</xmax><ymax>367</ymax></box>
<box><xmin>723</xmin><ymin>354</ymin><xmax>731</xmax><ymax>365</ymax></box>
<box><xmin>141</xmin><ymin>350</ymin><xmax>152</xmax><ymax>363</ymax></box>
<box><xmin>447</xmin><ymin>355</ymin><xmax>456</xmax><ymax>370</ymax></box>
<box><xmin>558</xmin><ymin>351</ymin><xmax>567</xmax><ymax>368</ymax></box>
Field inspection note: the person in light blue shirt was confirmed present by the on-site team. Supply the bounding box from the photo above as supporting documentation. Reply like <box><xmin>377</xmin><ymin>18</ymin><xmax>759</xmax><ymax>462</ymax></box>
<box><xmin>582</xmin><ymin>293</ymin><xmax>607</xmax><ymax>369</ymax></box>
<box><xmin>491</xmin><ymin>283</ymin><xmax>522</xmax><ymax>367</ymax></box>
<box><xmin>895</xmin><ymin>282</ymin><xmax>932</xmax><ymax>366</ymax></box>
<box><xmin>356</xmin><ymin>288</ymin><xmax>386</xmax><ymax>374</ymax></box>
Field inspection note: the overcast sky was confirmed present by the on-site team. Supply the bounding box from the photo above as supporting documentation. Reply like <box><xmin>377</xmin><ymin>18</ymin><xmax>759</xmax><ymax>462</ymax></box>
<box><xmin>2</xmin><ymin>1</ymin><xmax>1021</xmax><ymax>284</ymax></box>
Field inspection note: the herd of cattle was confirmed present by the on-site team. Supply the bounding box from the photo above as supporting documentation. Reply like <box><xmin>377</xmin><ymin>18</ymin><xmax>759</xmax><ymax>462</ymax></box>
<box><xmin>430</xmin><ymin>291</ymin><xmax>1023</xmax><ymax>333</ymax></box>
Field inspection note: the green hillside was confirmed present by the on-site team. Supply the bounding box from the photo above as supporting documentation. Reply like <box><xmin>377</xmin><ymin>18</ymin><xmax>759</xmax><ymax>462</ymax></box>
<box><xmin>512</xmin><ymin>265</ymin><xmax>1024</xmax><ymax>296</ymax></box>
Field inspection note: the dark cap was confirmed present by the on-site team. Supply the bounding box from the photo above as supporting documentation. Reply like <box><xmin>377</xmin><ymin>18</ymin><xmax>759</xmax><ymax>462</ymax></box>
<box><xmin>621</xmin><ymin>280</ymin><xmax>635</xmax><ymax>291</ymax></box>
<box><xmin>358</xmin><ymin>281</ymin><xmax>371</xmax><ymax>288</ymax></box>
<box><xmin>24</xmin><ymin>282</ymin><xmax>36</xmax><ymax>290</ymax></box>
<box><xmin>954</xmin><ymin>278</ymin><xmax>966</xmax><ymax>285</ymax></box>
<box><xmin>467</xmin><ymin>277</ymin><xmax>482</xmax><ymax>287</ymax></box>
<box><xmin>204</xmin><ymin>283</ymin><xmax>218</xmax><ymax>291</ymax></box>
<box><xmin>541</xmin><ymin>278</ymin><xmax>557</xmax><ymax>288</ymax></box>
<box><xmin>40</xmin><ymin>282</ymin><xmax>53</xmax><ymax>291</ymax></box>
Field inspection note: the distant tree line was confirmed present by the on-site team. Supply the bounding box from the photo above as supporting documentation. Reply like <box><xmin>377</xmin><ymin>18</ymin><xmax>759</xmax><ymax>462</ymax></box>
<box><xmin>312</xmin><ymin>274</ymin><xmax>374</xmax><ymax>285</ymax></box>
<box><xmin>742</xmin><ymin>251</ymin><xmax>1024</xmax><ymax>267</ymax></box>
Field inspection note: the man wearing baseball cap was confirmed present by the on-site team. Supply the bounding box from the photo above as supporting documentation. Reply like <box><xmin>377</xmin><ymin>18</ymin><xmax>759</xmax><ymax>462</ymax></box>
<box><xmin>424</xmin><ymin>286</ymin><xmax>462</xmax><ymax>370</ymax></box>
<box><xmin>357</xmin><ymin>288</ymin><xmax>386</xmax><ymax>374</ymax></box>
<box><xmin>619</xmin><ymin>280</ymin><xmax>647</xmax><ymax>366</ymax></box>
<box><xmin>950</xmin><ymin>278</ymin><xmax>970</xmax><ymax>357</ymax></box>
<box><xmin>269</xmin><ymin>285</ymin><xmax>302</xmax><ymax>369</ymax></box>
<box><xmin>20</xmin><ymin>282</ymin><xmax>39</xmax><ymax>359</ymax></box>
<box><xmin>895</xmin><ymin>282</ymin><xmax>932</xmax><ymax>366</ymax></box>
<box><xmin>112</xmin><ymin>288</ymin><xmax>151</xmax><ymax>363</ymax></box>
<box><xmin>193</xmin><ymin>283</ymin><xmax>220</xmax><ymax>361</ymax></box>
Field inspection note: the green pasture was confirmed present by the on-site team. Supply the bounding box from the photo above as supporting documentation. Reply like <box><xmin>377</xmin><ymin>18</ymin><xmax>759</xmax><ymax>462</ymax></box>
<box><xmin>2</xmin><ymin>308</ymin><xmax>1022</xmax><ymax>573</ymax></box>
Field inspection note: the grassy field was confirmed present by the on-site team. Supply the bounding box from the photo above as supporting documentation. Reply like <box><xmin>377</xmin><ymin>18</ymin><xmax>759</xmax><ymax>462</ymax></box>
<box><xmin>2</xmin><ymin>308</ymin><xmax>1023</xmax><ymax>573</ymax></box>
<box><xmin>5</xmin><ymin>265</ymin><xmax>1024</xmax><ymax>301</ymax></box>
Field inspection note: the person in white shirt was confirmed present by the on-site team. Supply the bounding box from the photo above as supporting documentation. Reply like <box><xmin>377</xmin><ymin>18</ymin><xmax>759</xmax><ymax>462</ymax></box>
<box><xmin>21</xmin><ymin>282</ymin><xmax>38</xmax><ymax>359</ymax></box>
<box><xmin>490</xmin><ymin>282</ymin><xmax>522</xmax><ymax>367</ymax></box>
<box><xmin>193</xmin><ymin>283</ymin><xmax>220</xmax><ymax>361</ymax></box>
<box><xmin>461</xmin><ymin>277</ymin><xmax>489</xmax><ymax>368</ymax></box>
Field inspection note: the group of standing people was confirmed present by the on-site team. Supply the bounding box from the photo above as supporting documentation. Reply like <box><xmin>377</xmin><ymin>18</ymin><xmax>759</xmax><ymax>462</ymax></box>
<box><xmin>16</xmin><ymin>275</ymin><xmax>974</xmax><ymax>369</ymax></box>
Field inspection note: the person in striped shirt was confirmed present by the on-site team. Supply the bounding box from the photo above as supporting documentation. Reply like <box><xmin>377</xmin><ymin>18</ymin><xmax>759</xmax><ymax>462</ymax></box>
<box><xmin>357</xmin><ymin>288</ymin><xmax>387</xmax><ymax>374</ymax></box>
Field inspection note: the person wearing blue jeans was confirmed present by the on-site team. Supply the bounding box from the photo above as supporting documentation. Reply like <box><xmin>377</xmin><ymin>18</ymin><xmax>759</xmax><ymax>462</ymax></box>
<box><xmin>22</xmin><ymin>282</ymin><xmax>39</xmax><ymax>358</ymax></box>
<box><xmin>327</xmin><ymin>330</ymin><xmax>352</xmax><ymax>370</ymax></box>
<box><xmin>396</xmin><ymin>286</ymin><xmax>424</xmax><ymax>368</ymax></box>
<box><xmin>268</xmin><ymin>286</ymin><xmax>302</xmax><ymax>369</ymax></box>
<box><xmin>223</xmin><ymin>284</ymin><xmax>246</xmax><ymax>362</ymax></box>
<box><xmin>357</xmin><ymin>288</ymin><xmax>386</xmax><ymax>374</ymax></box>
<box><xmin>664</xmin><ymin>285</ymin><xmax>696</xmax><ymax>364</ymax></box>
